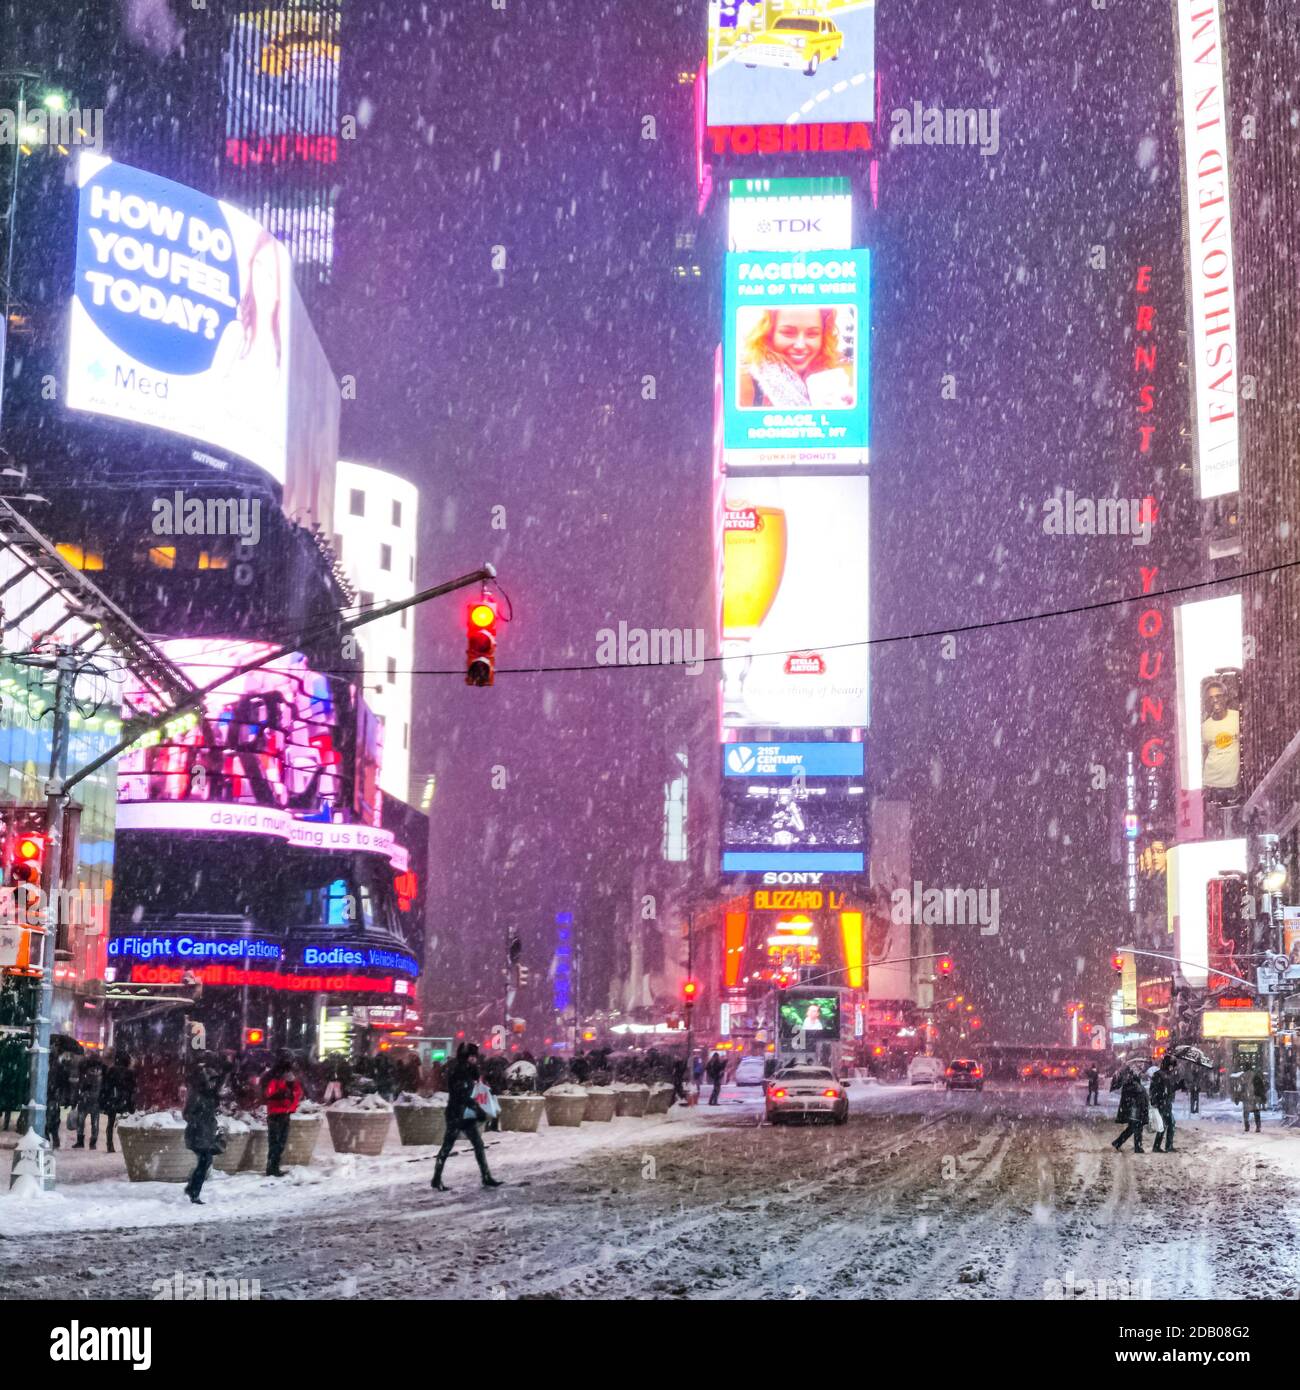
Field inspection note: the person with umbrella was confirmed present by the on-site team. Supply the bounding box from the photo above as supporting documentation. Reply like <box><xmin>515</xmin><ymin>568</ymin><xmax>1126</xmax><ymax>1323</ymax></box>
<box><xmin>1111</xmin><ymin>1067</ymin><xmax>1150</xmax><ymax>1153</ymax></box>
<box><xmin>1149</xmin><ymin>1055</ymin><xmax>1179</xmax><ymax>1153</ymax></box>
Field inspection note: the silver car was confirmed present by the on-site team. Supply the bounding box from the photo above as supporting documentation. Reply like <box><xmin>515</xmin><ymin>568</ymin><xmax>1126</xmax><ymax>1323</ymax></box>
<box><xmin>765</xmin><ymin>1065</ymin><xmax>849</xmax><ymax>1126</ymax></box>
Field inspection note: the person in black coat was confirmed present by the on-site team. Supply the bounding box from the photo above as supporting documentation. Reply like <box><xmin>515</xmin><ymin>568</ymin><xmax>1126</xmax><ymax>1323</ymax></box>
<box><xmin>431</xmin><ymin>1043</ymin><xmax>500</xmax><ymax>1191</ymax></box>
<box><xmin>1241</xmin><ymin>1065</ymin><xmax>1266</xmax><ymax>1132</ymax></box>
<box><xmin>72</xmin><ymin>1055</ymin><xmax>104</xmax><ymax>1149</ymax></box>
<box><xmin>1085</xmin><ymin>1065</ymin><xmax>1100</xmax><ymax>1107</ymax></box>
<box><xmin>1149</xmin><ymin>1058</ymin><xmax>1178</xmax><ymax>1152</ymax></box>
<box><xmin>1111</xmin><ymin>1073</ymin><xmax>1150</xmax><ymax>1153</ymax></box>
<box><xmin>706</xmin><ymin>1052</ymin><xmax>726</xmax><ymax>1106</ymax></box>
<box><xmin>182</xmin><ymin>1056</ymin><xmax>227</xmax><ymax>1204</ymax></box>
<box><xmin>45</xmin><ymin>1050</ymin><xmax>75</xmax><ymax>1149</ymax></box>
<box><xmin>100</xmin><ymin>1052</ymin><xmax>136</xmax><ymax>1154</ymax></box>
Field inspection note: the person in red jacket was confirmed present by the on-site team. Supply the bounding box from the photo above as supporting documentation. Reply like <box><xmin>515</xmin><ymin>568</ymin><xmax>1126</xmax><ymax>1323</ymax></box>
<box><xmin>262</xmin><ymin>1052</ymin><xmax>304</xmax><ymax>1177</ymax></box>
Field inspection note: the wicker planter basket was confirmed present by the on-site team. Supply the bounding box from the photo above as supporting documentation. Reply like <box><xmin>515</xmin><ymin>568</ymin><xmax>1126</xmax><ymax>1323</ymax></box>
<box><xmin>211</xmin><ymin>1129</ymin><xmax>250</xmax><ymax>1174</ymax></box>
<box><xmin>326</xmin><ymin>1108</ymin><xmax>392</xmax><ymax>1156</ymax></box>
<box><xmin>646</xmin><ymin>1084</ymin><xmax>676</xmax><ymax>1115</ymax></box>
<box><xmin>393</xmin><ymin>1104</ymin><xmax>446</xmax><ymax>1147</ymax></box>
<box><xmin>583</xmin><ymin>1089</ymin><xmax>618</xmax><ymax>1122</ymax></box>
<box><xmin>238</xmin><ymin>1128</ymin><xmax>270</xmax><ymax>1173</ymax></box>
<box><xmin>283</xmin><ymin>1113</ymin><xmax>322</xmax><ymax>1166</ymax></box>
<box><xmin>543</xmin><ymin>1092</ymin><xmax>588</xmax><ymax>1127</ymax></box>
<box><xmin>614</xmin><ymin>1085</ymin><xmax>651</xmax><ymax>1117</ymax></box>
<box><xmin>498</xmin><ymin>1095</ymin><xmax>545</xmax><ymax>1132</ymax></box>
<box><xmin>117</xmin><ymin>1126</ymin><xmax>194</xmax><ymax>1183</ymax></box>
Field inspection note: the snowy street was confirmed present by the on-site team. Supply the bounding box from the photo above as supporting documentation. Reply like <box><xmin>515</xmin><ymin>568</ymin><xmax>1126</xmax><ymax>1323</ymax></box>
<box><xmin>4</xmin><ymin>1084</ymin><xmax>1297</xmax><ymax>1301</ymax></box>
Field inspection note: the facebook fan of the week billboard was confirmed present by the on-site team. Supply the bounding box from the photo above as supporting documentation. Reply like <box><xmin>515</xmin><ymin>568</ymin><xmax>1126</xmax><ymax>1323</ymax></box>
<box><xmin>724</xmin><ymin>248</ymin><xmax>869</xmax><ymax>468</ymax></box>
<box><xmin>706</xmin><ymin>1</ymin><xmax>876</xmax><ymax>153</ymax></box>
<box><xmin>66</xmin><ymin>154</ymin><xmax>292</xmax><ymax>485</ymax></box>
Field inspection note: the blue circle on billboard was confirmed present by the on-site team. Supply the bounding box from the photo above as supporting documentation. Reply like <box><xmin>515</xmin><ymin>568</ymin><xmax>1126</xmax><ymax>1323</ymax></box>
<box><xmin>75</xmin><ymin>161</ymin><xmax>241</xmax><ymax>377</ymax></box>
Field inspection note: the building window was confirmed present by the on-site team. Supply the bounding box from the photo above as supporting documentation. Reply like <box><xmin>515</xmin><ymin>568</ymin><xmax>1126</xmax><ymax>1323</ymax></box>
<box><xmin>359</xmin><ymin>590</ymin><xmax>374</xmax><ymax>612</ymax></box>
<box><xmin>409</xmin><ymin>556</ymin><xmax>414</xmax><ymax>581</ymax></box>
<box><xmin>392</xmin><ymin>499</ymin><xmax>402</xmax><ymax>527</ymax></box>
<box><xmin>349</xmin><ymin>488</ymin><xmax>365</xmax><ymax>517</ymax></box>
<box><xmin>387</xmin><ymin>657</ymin><xmax>397</xmax><ymax>685</ymax></box>
<box><xmin>380</xmin><ymin>544</ymin><xmax>392</xmax><ymax>572</ymax></box>
<box><xmin>400</xmin><ymin>608</ymin><xmax>408</xmax><ymax>629</ymax></box>
<box><xmin>403</xmin><ymin>722</ymin><xmax>409</xmax><ymax>750</ymax></box>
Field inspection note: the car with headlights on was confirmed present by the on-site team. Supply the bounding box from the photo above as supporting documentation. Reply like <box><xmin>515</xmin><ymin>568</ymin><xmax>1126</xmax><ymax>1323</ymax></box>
<box><xmin>765</xmin><ymin>1065</ymin><xmax>849</xmax><ymax>1126</ymax></box>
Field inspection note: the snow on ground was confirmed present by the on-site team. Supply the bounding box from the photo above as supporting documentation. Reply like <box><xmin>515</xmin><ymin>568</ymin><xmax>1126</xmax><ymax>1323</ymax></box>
<box><xmin>2</xmin><ymin>1084</ymin><xmax>1296</xmax><ymax>1300</ymax></box>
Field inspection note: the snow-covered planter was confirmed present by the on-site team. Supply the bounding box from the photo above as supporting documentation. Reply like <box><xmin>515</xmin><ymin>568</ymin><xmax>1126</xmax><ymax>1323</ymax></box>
<box><xmin>543</xmin><ymin>1084</ymin><xmax>588</xmax><ymax>1127</ymax></box>
<box><xmin>583</xmin><ymin>1085</ymin><xmax>618</xmax><ymax>1122</ymax></box>
<box><xmin>211</xmin><ymin>1115</ymin><xmax>251</xmax><ymax>1174</ymax></box>
<box><xmin>614</xmin><ymin>1083</ymin><xmax>651</xmax><ymax>1117</ymax></box>
<box><xmin>238</xmin><ymin>1115</ymin><xmax>269</xmax><ymax>1174</ymax></box>
<box><xmin>646</xmin><ymin>1083</ymin><xmax>676</xmax><ymax>1115</ymax></box>
<box><xmin>393</xmin><ymin>1092</ymin><xmax>447</xmax><ymax>1146</ymax></box>
<box><xmin>326</xmin><ymin>1094</ymin><xmax>393</xmax><ymax>1155</ymax></box>
<box><xmin>498</xmin><ymin>1094</ymin><xmax>546</xmax><ymax>1132</ymax></box>
<box><xmin>284</xmin><ymin>1105</ymin><xmax>324</xmax><ymax>1167</ymax></box>
<box><xmin>116</xmin><ymin>1110</ymin><xmax>193</xmax><ymax>1183</ymax></box>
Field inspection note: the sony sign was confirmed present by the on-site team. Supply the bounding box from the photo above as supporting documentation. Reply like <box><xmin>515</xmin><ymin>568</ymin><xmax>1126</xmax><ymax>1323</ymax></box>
<box><xmin>1176</xmin><ymin>0</ymin><xmax>1238</xmax><ymax>499</ymax></box>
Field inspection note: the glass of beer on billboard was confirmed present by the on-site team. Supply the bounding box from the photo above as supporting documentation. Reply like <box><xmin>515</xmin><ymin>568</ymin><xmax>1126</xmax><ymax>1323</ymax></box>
<box><xmin>722</xmin><ymin>502</ymin><xmax>787</xmax><ymax>718</ymax></box>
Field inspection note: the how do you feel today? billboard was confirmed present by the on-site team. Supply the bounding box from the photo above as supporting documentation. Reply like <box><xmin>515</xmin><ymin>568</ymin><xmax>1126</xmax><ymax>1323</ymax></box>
<box><xmin>66</xmin><ymin>153</ymin><xmax>294</xmax><ymax>485</ymax></box>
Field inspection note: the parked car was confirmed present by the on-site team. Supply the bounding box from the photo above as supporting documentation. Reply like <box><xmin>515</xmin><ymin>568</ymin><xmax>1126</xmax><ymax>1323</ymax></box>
<box><xmin>765</xmin><ymin>1065</ymin><xmax>848</xmax><ymax>1126</ymax></box>
<box><xmin>945</xmin><ymin>1058</ymin><xmax>984</xmax><ymax>1092</ymax></box>
<box><xmin>734</xmin><ymin>1054</ymin><xmax>768</xmax><ymax>1087</ymax></box>
<box><xmin>908</xmin><ymin>1055</ymin><xmax>946</xmax><ymax>1086</ymax></box>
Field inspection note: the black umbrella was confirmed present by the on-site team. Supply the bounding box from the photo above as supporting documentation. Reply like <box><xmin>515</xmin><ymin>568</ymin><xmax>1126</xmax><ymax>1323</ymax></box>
<box><xmin>1169</xmin><ymin>1044</ymin><xmax>1214</xmax><ymax>1070</ymax></box>
<box><xmin>1109</xmin><ymin>1057</ymin><xmax>1152</xmax><ymax>1091</ymax></box>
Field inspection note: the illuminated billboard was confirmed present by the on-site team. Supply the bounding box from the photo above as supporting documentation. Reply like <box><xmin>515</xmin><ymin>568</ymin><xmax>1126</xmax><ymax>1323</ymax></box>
<box><xmin>1173</xmin><ymin>594</ymin><xmax>1242</xmax><ymax>797</ymax></box>
<box><xmin>722</xmin><ymin>742</ymin><xmax>864</xmax><ymax>874</ymax></box>
<box><xmin>67</xmin><ymin>155</ymin><xmax>294</xmax><ymax>484</ymax></box>
<box><xmin>1202</xmin><ymin>1010</ymin><xmax>1270</xmax><ymax>1041</ymax></box>
<box><xmin>777</xmin><ymin>993</ymin><xmax>841</xmax><ymax>1041</ymax></box>
<box><xmin>723</xmin><ymin>249</ymin><xmax>869</xmax><ymax>468</ymax></box>
<box><xmin>721</xmin><ymin>474</ymin><xmax>869</xmax><ymax>729</ymax></box>
<box><xmin>118</xmin><ymin>639</ymin><xmax>382</xmax><ymax>829</ymax></box>
<box><xmin>1175</xmin><ymin>0</ymin><xmax>1238</xmax><ymax>499</ymax></box>
<box><xmin>728</xmin><ymin>177</ymin><xmax>852</xmax><ymax>252</ymax></box>
<box><xmin>1167</xmin><ymin>838</ymin><xmax>1246</xmax><ymax>989</ymax></box>
<box><xmin>706</xmin><ymin>1</ymin><xmax>876</xmax><ymax>155</ymax></box>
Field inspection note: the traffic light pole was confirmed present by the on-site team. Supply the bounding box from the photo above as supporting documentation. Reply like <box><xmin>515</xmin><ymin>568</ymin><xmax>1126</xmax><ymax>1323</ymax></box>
<box><xmin>21</xmin><ymin>650</ymin><xmax>76</xmax><ymax>1146</ymax></box>
<box><xmin>684</xmin><ymin>910</ymin><xmax>694</xmax><ymax>1091</ymax></box>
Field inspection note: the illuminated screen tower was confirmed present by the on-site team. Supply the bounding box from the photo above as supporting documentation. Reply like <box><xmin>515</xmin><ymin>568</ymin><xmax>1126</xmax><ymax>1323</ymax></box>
<box><xmin>223</xmin><ymin>0</ymin><xmax>343</xmax><ymax>307</ymax></box>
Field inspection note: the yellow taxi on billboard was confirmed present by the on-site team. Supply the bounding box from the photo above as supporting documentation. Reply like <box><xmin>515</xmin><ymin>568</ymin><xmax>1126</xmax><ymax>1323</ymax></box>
<box><xmin>738</xmin><ymin>15</ymin><xmax>845</xmax><ymax>77</ymax></box>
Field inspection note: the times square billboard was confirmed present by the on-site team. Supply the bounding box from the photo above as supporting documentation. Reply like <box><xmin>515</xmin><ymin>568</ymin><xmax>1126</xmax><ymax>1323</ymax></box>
<box><xmin>723</xmin><ymin>249</ymin><xmax>870</xmax><ymax>468</ymax></box>
<box><xmin>63</xmin><ymin>154</ymin><xmax>338</xmax><ymax>521</ymax></box>
<box><xmin>722</xmin><ymin>741</ymin><xmax>865</xmax><ymax>873</ymax></box>
<box><xmin>706</xmin><ymin>0</ymin><xmax>876</xmax><ymax>157</ymax></box>
<box><xmin>721</xmin><ymin>473</ymin><xmax>869</xmax><ymax>729</ymax></box>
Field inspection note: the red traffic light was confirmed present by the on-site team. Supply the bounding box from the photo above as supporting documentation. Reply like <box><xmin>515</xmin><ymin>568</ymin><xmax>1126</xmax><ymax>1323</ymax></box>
<box><xmin>1111</xmin><ymin>953</ymin><xmax>1126</xmax><ymax>973</ymax></box>
<box><xmin>243</xmin><ymin>1027</ymin><xmax>265</xmax><ymax>1047</ymax></box>
<box><xmin>682</xmin><ymin>979</ymin><xmax>699</xmax><ymax>1002</ymax></box>
<box><xmin>10</xmin><ymin>830</ymin><xmax>43</xmax><ymax>886</ymax></box>
<box><xmin>936</xmin><ymin>956</ymin><xmax>953</xmax><ymax>976</ymax></box>
<box><xmin>466</xmin><ymin>596</ymin><xmax>498</xmax><ymax>687</ymax></box>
